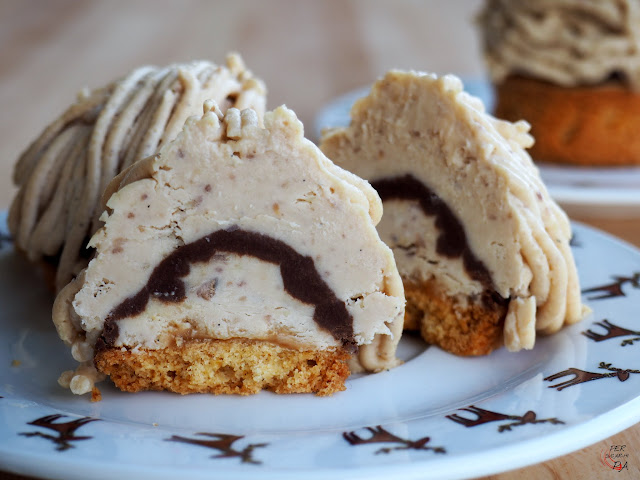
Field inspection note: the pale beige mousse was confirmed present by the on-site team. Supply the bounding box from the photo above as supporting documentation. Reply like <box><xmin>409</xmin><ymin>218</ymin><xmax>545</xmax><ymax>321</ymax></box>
<box><xmin>321</xmin><ymin>71</ymin><xmax>586</xmax><ymax>355</ymax></box>
<box><xmin>53</xmin><ymin>102</ymin><xmax>404</xmax><ymax>397</ymax></box>
<box><xmin>9</xmin><ymin>54</ymin><xmax>266</xmax><ymax>293</ymax></box>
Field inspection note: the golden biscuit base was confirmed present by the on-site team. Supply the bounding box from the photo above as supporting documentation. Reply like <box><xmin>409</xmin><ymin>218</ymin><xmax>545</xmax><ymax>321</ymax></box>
<box><xmin>403</xmin><ymin>280</ymin><xmax>507</xmax><ymax>356</ymax></box>
<box><xmin>94</xmin><ymin>338</ymin><xmax>350</xmax><ymax>396</ymax></box>
<box><xmin>494</xmin><ymin>75</ymin><xmax>640</xmax><ymax>167</ymax></box>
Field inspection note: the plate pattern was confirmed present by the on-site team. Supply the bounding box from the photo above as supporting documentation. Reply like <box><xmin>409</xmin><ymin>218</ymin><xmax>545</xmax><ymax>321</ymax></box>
<box><xmin>445</xmin><ymin>406</ymin><xmax>564</xmax><ymax>432</ymax></box>
<box><xmin>166</xmin><ymin>433</ymin><xmax>268</xmax><ymax>464</ymax></box>
<box><xmin>1</xmin><ymin>210</ymin><xmax>640</xmax><ymax>480</ymax></box>
<box><xmin>343</xmin><ymin>426</ymin><xmax>446</xmax><ymax>455</ymax></box>
<box><xmin>19</xmin><ymin>415</ymin><xmax>100</xmax><ymax>452</ymax></box>
<box><xmin>583</xmin><ymin>320</ymin><xmax>640</xmax><ymax>346</ymax></box>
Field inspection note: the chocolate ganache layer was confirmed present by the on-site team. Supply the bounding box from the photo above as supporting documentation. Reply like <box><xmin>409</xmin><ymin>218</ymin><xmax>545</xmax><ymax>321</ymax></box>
<box><xmin>371</xmin><ymin>174</ymin><xmax>493</xmax><ymax>289</ymax></box>
<box><xmin>101</xmin><ymin>226</ymin><xmax>355</xmax><ymax>350</ymax></box>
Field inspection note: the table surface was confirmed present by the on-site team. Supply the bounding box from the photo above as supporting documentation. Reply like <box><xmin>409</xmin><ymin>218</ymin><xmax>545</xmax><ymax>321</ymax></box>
<box><xmin>1</xmin><ymin>1</ymin><xmax>639</xmax><ymax>479</ymax></box>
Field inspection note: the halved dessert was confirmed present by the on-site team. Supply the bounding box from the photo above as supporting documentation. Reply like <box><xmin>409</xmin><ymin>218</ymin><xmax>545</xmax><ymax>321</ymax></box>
<box><xmin>320</xmin><ymin>71</ymin><xmax>585</xmax><ymax>355</ymax></box>
<box><xmin>9</xmin><ymin>54</ymin><xmax>266</xmax><ymax>292</ymax></box>
<box><xmin>53</xmin><ymin>102</ymin><xmax>404</xmax><ymax>397</ymax></box>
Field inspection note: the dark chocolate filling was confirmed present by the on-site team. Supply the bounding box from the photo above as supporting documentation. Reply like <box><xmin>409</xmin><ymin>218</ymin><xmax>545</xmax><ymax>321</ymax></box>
<box><xmin>371</xmin><ymin>174</ymin><xmax>494</xmax><ymax>289</ymax></box>
<box><xmin>98</xmin><ymin>226</ymin><xmax>356</xmax><ymax>351</ymax></box>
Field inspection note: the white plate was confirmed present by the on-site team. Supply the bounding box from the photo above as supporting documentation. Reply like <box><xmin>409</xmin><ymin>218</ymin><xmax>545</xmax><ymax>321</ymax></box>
<box><xmin>314</xmin><ymin>81</ymin><xmax>640</xmax><ymax>219</ymax></box>
<box><xmin>1</xmin><ymin>210</ymin><xmax>640</xmax><ymax>480</ymax></box>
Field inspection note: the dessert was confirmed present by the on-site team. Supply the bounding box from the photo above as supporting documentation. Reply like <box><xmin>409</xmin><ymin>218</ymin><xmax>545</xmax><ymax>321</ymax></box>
<box><xmin>9</xmin><ymin>54</ymin><xmax>267</xmax><ymax>293</ymax></box>
<box><xmin>320</xmin><ymin>71</ymin><xmax>585</xmax><ymax>355</ymax></box>
<box><xmin>52</xmin><ymin>102</ymin><xmax>404</xmax><ymax>397</ymax></box>
<box><xmin>479</xmin><ymin>0</ymin><xmax>640</xmax><ymax>166</ymax></box>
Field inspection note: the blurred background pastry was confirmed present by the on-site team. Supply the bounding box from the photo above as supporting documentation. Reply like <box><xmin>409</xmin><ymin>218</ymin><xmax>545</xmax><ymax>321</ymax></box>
<box><xmin>480</xmin><ymin>0</ymin><xmax>640</xmax><ymax>166</ymax></box>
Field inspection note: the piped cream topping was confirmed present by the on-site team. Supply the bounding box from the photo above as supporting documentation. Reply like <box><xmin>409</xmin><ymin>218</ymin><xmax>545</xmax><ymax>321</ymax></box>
<box><xmin>9</xmin><ymin>54</ymin><xmax>267</xmax><ymax>292</ymax></box>
<box><xmin>479</xmin><ymin>0</ymin><xmax>640</xmax><ymax>89</ymax></box>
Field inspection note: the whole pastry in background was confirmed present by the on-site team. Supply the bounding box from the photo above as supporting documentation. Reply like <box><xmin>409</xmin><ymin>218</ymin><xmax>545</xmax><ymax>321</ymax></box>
<box><xmin>9</xmin><ymin>54</ymin><xmax>266</xmax><ymax>292</ymax></box>
<box><xmin>479</xmin><ymin>0</ymin><xmax>640</xmax><ymax>167</ymax></box>
<box><xmin>320</xmin><ymin>71</ymin><xmax>586</xmax><ymax>356</ymax></box>
<box><xmin>53</xmin><ymin>102</ymin><xmax>404</xmax><ymax>397</ymax></box>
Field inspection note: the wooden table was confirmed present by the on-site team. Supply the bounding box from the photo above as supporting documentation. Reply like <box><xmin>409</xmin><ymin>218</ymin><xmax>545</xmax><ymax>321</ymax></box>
<box><xmin>1</xmin><ymin>1</ymin><xmax>638</xmax><ymax>479</ymax></box>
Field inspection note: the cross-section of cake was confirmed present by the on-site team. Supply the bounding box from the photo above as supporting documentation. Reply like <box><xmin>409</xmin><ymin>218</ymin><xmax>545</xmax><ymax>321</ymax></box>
<box><xmin>53</xmin><ymin>102</ymin><xmax>404</xmax><ymax>397</ymax></box>
<box><xmin>320</xmin><ymin>71</ymin><xmax>585</xmax><ymax>356</ymax></box>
